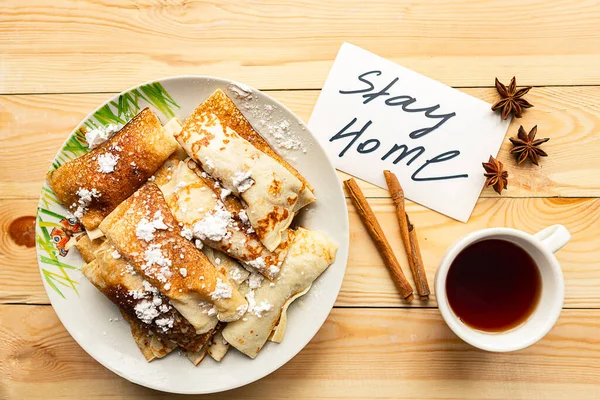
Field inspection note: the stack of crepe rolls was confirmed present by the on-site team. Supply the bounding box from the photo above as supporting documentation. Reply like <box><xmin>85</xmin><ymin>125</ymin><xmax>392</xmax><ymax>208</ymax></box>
<box><xmin>76</xmin><ymin>236</ymin><xmax>211</xmax><ymax>364</ymax></box>
<box><xmin>158</xmin><ymin>157</ymin><xmax>290</xmax><ymax>281</ymax></box>
<box><xmin>174</xmin><ymin>89</ymin><xmax>316</xmax><ymax>252</ymax></box>
<box><xmin>98</xmin><ymin>183</ymin><xmax>248</xmax><ymax>332</ymax></box>
<box><xmin>52</xmin><ymin>89</ymin><xmax>337</xmax><ymax>364</ymax></box>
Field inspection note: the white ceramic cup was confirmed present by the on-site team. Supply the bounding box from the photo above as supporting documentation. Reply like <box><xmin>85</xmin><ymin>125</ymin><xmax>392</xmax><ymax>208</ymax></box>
<box><xmin>435</xmin><ymin>225</ymin><xmax>571</xmax><ymax>352</ymax></box>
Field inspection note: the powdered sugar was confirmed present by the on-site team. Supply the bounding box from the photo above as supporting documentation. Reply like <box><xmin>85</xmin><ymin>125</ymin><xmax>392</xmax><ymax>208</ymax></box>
<box><xmin>124</xmin><ymin>263</ymin><xmax>136</xmax><ymax>275</ymax></box>
<box><xmin>151</xmin><ymin>211</ymin><xmax>168</xmax><ymax>230</ymax></box>
<box><xmin>179</xmin><ymin>268</ymin><xmax>187</xmax><ymax>277</ymax></box>
<box><xmin>245</xmin><ymin>257</ymin><xmax>266</xmax><ymax>275</ymax></box>
<box><xmin>136</xmin><ymin>211</ymin><xmax>169</xmax><ymax>241</ymax></box>
<box><xmin>203</xmin><ymin>157</ymin><xmax>215</xmax><ymax>171</ymax></box>
<box><xmin>134</xmin><ymin>299</ymin><xmax>160</xmax><ymax>324</ymax></box>
<box><xmin>228</xmin><ymin>84</ymin><xmax>306</xmax><ymax>154</ymax></box>
<box><xmin>269</xmin><ymin>265</ymin><xmax>280</xmax><ymax>276</ymax></box>
<box><xmin>142</xmin><ymin>244</ymin><xmax>173</xmax><ymax>285</ymax></box>
<box><xmin>228</xmin><ymin>265</ymin><xmax>247</xmax><ymax>284</ymax></box>
<box><xmin>154</xmin><ymin>317</ymin><xmax>174</xmax><ymax>331</ymax></box>
<box><xmin>232</xmin><ymin>170</ymin><xmax>254</xmax><ymax>193</ymax></box>
<box><xmin>210</xmin><ymin>278</ymin><xmax>232</xmax><ymax>300</ymax></box>
<box><xmin>266</xmin><ymin>119</ymin><xmax>305</xmax><ymax>152</ymax></box>
<box><xmin>73</xmin><ymin>187</ymin><xmax>101</xmax><ymax>219</ymax></box>
<box><xmin>198</xmin><ymin>301</ymin><xmax>217</xmax><ymax>316</ymax></box>
<box><xmin>192</xmin><ymin>203</ymin><xmax>232</xmax><ymax>242</ymax></box>
<box><xmin>97</xmin><ymin>152</ymin><xmax>119</xmax><ymax>173</ymax></box>
<box><xmin>247</xmin><ymin>271</ymin><xmax>264</xmax><ymax>289</ymax></box>
<box><xmin>144</xmin><ymin>245</ymin><xmax>172</xmax><ymax>269</ymax></box>
<box><xmin>111</xmin><ymin>250</ymin><xmax>121</xmax><ymax>259</ymax></box>
<box><xmin>131</xmin><ymin>286</ymin><xmax>174</xmax><ymax>333</ymax></box>
<box><xmin>135</xmin><ymin>220</ymin><xmax>155</xmax><ymax>241</ymax></box>
<box><xmin>207</xmin><ymin>305</ymin><xmax>217</xmax><ymax>317</ymax></box>
<box><xmin>238</xmin><ymin>209</ymin><xmax>249</xmax><ymax>224</ymax></box>
<box><xmin>143</xmin><ymin>280</ymin><xmax>159</xmax><ymax>293</ymax></box>
<box><xmin>220</xmin><ymin>188</ymin><xmax>231</xmax><ymax>201</ymax></box>
<box><xmin>180</xmin><ymin>227</ymin><xmax>193</xmax><ymax>241</ymax></box>
<box><xmin>129</xmin><ymin>289</ymin><xmax>146</xmax><ymax>300</ymax></box>
<box><xmin>245</xmin><ymin>290</ymin><xmax>272</xmax><ymax>318</ymax></box>
<box><xmin>237</xmin><ymin>303</ymin><xmax>248</xmax><ymax>316</ymax></box>
<box><xmin>85</xmin><ymin>123</ymin><xmax>121</xmax><ymax>150</ymax></box>
<box><xmin>158</xmin><ymin>304</ymin><xmax>170</xmax><ymax>313</ymax></box>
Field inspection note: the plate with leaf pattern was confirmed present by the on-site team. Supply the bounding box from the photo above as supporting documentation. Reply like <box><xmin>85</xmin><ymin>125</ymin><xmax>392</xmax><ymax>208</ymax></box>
<box><xmin>36</xmin><ymin>76</ymin><xmax>349</xmax><ymax>394</ymax></box>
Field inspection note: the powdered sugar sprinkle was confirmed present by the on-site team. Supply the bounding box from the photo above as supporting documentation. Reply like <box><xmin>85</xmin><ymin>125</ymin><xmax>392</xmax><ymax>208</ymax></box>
<box><xmin>85</xmin><ymin>124</ymin><xmax>121</xmax><ymax>150</ymax></box>
<box><xmin>73</xmin><ymin>187</ymin><xmax>100</xmax><ymax>219</ymax></box>
<box><xmin>97</xmin><ymin>152</ymin><xmax>119</xmax><ymax>173</ymax></box>
<box><xmin>192</xmin><ymin>203</ymin><xmax>232</xmax><ymax>242</ymax></box>
<box><xmin>210</xmin><ymin>278</ymin><xmax>232</xmax><ymax>300</ymax></box>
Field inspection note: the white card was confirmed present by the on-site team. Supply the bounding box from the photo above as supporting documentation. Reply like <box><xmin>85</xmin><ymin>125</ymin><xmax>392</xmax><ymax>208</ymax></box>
<box><xmin>308</xmin><ymin>43</ymin><xmax>511</xmax><ymax>222</ymax></box>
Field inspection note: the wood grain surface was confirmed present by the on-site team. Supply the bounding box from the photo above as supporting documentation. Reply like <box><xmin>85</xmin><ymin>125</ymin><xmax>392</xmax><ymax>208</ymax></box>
<box><xmin>1</xmin><ymin>305</ymin><xmax>599</xmax><ymax>400</ymax></box>
<box><xmin>2</xmin><ymin>0</ymin><xmax>600</xmax><ymax>398</ymax></box>
<box><xmin>2</xmin><ymin>196</ymin><xmax>599</xmax><ymax>307</ymax></box>
<box><xmin>3</xmin><ymin>0</ymin><xmax>600</xmax><ymax>93</ymax></box>
<box><xmin>2</xmin><ymin>86</ymin><xmax>600</xmax><ymax>198</ymax></box>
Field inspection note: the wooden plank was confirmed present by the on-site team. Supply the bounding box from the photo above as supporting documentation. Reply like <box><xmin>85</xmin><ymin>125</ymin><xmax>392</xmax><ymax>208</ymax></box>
<box><xmin>0</xmin><ymin>199</ymin><xmax>41</xmax><ymax>303</ymax></box>
<box><xmin>342</xmin><ymin>196</ymin><xmax>600</xmax><ymax>308</ymax></box>
<box><xmin>4</xmin><ymin>197</ymin><xmax>599</xmax><ymax>307</ymax></box>
<box><xmin>2</xmin><ymin>0</ymin><xmax>600</xmax><ymax>93</ymax></box>
<box><xmin>2</xmin><ymin>87</ymin><xmax>600</xmax><ymax>199</ymax></box>
<box><xmin>1</xmin><ymin>305</ymin><xmax>599</xmax><ymax>399</ymax></box>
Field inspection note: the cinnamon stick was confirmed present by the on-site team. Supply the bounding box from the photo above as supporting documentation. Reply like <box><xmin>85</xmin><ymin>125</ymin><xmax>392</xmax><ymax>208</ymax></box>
<box><xmin>343</xmin><ymin>178</ymin><xmax>414</xmax><ymax>303</ymax></box>
<box><xmin>383</xmin><ymin>171</ymin><xmax>430</xmax><ymax>300</ymax></box>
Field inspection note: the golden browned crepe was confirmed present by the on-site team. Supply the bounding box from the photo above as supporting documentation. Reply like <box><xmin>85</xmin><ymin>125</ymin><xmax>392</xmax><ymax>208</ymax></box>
<box><xmin>206</xmin><ymin>327</ymin><xmax>229</xmax><ymax>362</ymax></box>
<box><xmin>82</xmin><ymin>250</ymin><xmax>212</xmax><ymax>353</ymax></box>
<box><xmin>175</xmin><ymin>90</ymin><xmax>316</xmax><ymax>252</ymax></box>
<box><xmin>121</xmin><ymin>312</ymin><xmax>178</xmax><ymax>361</ymax></box>
<box><xmin>78</xmin><ymin>235</ymin><xmax>179</xmax><ymax>361</ymax></box>
<box><xmin>194</xmin><ymin>89</ymin><xmax>313</xmax><ymax>193</ymax></box>
<box><xmin>54</xmin><ymin>89</ymin><xmax>337</xmax><ymax>366</ymax></box>
<box><xmin>152</xmin><ymin>149</ymin><xmax>187</xmax><ymax>187</ymax></box>
<box><xmin>269</xmin><ymin>285</ymin><xmax>311</xmax><ymax>343</ymax></box>
<box><xmin>158</xmin><ymin>159</ymin><xmax>290</xmax><ymax>280</ymax></box>
<box><xmin>183</xmin><ymin>348</ymin><xmax>207</xmax><ymax>366</ymax></box>
<box><xmin>75</xmin><ymin>234</ymin><xmax>104</xmax><ymax>263</ymax></box>
<box><xmin>222</xmin><ymin>228</ymin><xmax>338</xmax><ymax>358</ymax></box>
<box><xmin>47</xmin><ymin>108</ymin><xmax>178</xmax><ymax>230</ymax></box>
<box><xmin>99</xmin><ymin>183</ymin><xmax>247</xmax><ymax>334</ymax></box>
<box><xmin>81</xmin><ymin>236</ymin><xmax>211</xmax><ymax>363</ymax></box>
<box><xmin>151</xmin><ymin>115</ymin><xmax>188</xmax><ymax>187</ymax></box>
<box><xmin>202</xmin><ymin>247</ymin><xmax>250</xmax><ymax>288</ymax></box>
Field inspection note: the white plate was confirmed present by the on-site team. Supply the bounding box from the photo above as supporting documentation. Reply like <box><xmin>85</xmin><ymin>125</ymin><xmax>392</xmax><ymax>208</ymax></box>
<box><xmin>36</xmin><ymin>76</ymin><xmax>349</xmax><ymax>394</ymax></box>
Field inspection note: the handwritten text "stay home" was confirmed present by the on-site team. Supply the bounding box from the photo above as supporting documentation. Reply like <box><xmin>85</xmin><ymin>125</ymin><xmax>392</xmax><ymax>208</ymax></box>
<box><xmin>330</xmin><ymin>71</ymin><xmax>469</xmax><ymax>182</ymax></box>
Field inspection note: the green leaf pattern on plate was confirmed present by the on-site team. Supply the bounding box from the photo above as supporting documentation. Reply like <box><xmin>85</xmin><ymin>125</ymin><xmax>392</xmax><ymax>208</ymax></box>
<box><xmin>37</xmin><ymin>81</ymin><xmax>179</xmax><ymax>298</ymax></box>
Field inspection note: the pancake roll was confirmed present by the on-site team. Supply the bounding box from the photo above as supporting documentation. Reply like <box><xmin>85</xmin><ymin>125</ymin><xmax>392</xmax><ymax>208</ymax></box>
<box><xmin>47</xmin><ymin>108</ymin><xmax>178</xmax><ymax>230</ymax></box>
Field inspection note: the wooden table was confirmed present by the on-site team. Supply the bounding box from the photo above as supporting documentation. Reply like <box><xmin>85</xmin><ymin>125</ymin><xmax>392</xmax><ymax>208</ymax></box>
<box><xmin>1</xmin><ymin>1</ymin><xmax>600</xmax><ymax>399</ymax></box>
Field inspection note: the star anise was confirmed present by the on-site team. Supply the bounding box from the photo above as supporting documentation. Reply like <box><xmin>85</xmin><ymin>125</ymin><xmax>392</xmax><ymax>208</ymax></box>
<box><xmin>509</xmin><ymin>125</ymin><xmax>549</xmax><ymax>166</ymax></box>
<box><xmin>491</xmin><ymin>77</ymin><xmax>533</xmax><ymax>119</ymax></box>
<box><xmin>482</xmin><ymin>155</ymin><xmax>509</xmax><ymax>195</ymax></box>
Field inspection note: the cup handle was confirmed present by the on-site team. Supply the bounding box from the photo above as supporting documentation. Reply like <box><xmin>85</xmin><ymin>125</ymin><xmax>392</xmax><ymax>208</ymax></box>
<box><xmin>533</xmin><ymin>224</ymin><xmax>571</xmax><ymax>253</ymax></box>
